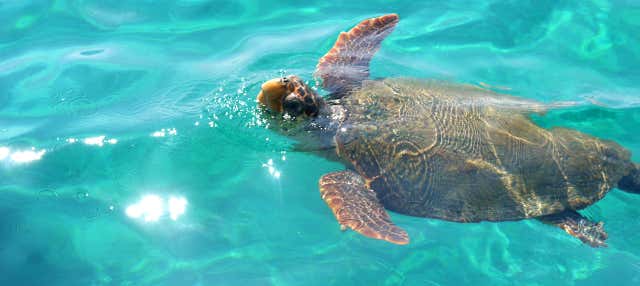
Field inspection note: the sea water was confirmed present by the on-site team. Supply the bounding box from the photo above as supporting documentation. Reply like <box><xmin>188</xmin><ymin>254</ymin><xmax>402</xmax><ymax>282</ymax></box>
<box><xmin>1</xmin><ymin>1</ymin><xmax>639</xmax><ymax>285</ymax></box>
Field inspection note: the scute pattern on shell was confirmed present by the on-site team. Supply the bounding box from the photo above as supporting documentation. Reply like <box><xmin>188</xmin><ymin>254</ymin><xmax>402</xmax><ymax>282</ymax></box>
<box><xmin>334</xmin><ymin>78</ymin><xmax>633</xmax><ymax>222</ymax></box>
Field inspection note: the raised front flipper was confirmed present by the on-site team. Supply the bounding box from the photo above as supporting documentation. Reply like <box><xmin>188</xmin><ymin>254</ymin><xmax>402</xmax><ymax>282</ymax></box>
<box><xmin>319</xmin><ymin>170</ymin><xmax>409</xmax><ymax>245</ymax></box>
<box><xmin>315</xmin><ymin>14</ymin><xmax>399</xmax><ymax>93</ymax></box>
<box><xmin>537</xmin><ymin>210</ymin><xmax>608</xmax><ymax>247</ymax></box>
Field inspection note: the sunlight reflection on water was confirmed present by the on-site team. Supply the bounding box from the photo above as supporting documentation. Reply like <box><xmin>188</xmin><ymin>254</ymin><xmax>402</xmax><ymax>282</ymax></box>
<box><xmin>262</xmin><ymin>158</ymin><xmax>281</xmax><ymax>179</ymax></box>
<box><xmin>125</xmin><ymin>194</ymin><xmax>188</xmax><ymax>223</ymax></box>
<box><xmin>151</xmin><ymin>128</ymin><xmax>178</xmax><ymax>137</ymax></box>
<box><xmin>0</xmin><ymin>146</ymin><xmax>46</xmax><ymax>163</ymax></box>
<box><xmin>0</xmin><ymin>146</ymin><xmax>9</xmax><ymax>160</ymax></box>
<box><xmin>65</xmin><ymin>136</ymin><xmax>118</xmax><ymax>146</ymax></box>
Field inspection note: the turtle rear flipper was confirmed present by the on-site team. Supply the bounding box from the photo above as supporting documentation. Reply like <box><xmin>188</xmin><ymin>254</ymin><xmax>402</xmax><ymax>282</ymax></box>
<box><xmin>537</xmin><ymin>210</ymin><xmax>608</xmax><ymax>247</ymax></box>
<box><xmin>315</xmin><ymin>14</ymin><xmax>399</xmax><ymax>94</ymax></box>
<box><xmin>319</xmin><ymin>170</ymin><xmax>409</xmax><ymax>245</ymax></box>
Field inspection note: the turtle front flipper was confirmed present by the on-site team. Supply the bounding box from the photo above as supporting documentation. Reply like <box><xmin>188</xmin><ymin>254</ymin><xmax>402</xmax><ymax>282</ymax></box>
<box><xmin>319</xmin><ymin>170</ymin><xmax>409</xmax><ymax>245</ymax></box>
<box><xmin>315</xmin><ymin>14</ymin><xmax>399</xmax><ymax>94</ymax></box>
<box><xmin>537</xmin><ymin>210</ymin><xmax>608</xmax><ymax>247</ymax></box>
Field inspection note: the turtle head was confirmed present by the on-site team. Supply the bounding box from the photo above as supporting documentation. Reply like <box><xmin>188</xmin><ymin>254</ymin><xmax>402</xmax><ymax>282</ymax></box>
<box><xmin>257</xmin><ymin>75</ymin><xmax>321</xmax><ymax>117</ymax></box>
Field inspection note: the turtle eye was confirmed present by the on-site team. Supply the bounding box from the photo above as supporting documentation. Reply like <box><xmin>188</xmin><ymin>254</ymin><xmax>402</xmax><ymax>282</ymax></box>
<box><xmin>281</xmin><ymin>77</ymin><xmax>290</xmax><ymax>84</ymax></box>
<box><xmin>283</xmin><ymin>93</ymin><xmax>303</xmax><ymax>116</ymax></box>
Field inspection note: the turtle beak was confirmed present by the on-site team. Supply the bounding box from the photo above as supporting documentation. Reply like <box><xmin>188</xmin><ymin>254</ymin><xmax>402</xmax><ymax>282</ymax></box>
<box><xmin>257</xmin><ymin>78</ymin><xmax>288</xmax><ymax>113</ymax></box>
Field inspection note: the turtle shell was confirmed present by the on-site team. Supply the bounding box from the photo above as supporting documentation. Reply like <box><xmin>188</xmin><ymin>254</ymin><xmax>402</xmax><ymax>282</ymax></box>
<box><xmin>333</xmin><ymin>78</ymin><xmax>632</xmax><ymax>222</ymax></box>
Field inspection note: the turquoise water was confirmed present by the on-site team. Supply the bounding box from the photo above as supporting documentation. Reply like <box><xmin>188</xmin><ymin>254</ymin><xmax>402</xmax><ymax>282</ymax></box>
<box><xmin>2</xmin><ymin>1</ymin><xmax>640</xmax><ymax>285</ymax></box>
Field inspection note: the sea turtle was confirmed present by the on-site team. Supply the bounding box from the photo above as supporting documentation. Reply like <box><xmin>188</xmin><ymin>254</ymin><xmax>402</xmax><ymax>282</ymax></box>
<box><xmin>255</xmin><ymin>14</ymin><xmax>640</xmax><ymax>247</ymax></box>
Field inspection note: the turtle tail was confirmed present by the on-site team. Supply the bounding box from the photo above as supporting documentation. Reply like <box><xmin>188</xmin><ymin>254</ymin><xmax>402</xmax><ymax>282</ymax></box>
<box><xmin>618</xmin><ymin>163</ymin><xmax>640</xmax><ymax>194</ymax></box>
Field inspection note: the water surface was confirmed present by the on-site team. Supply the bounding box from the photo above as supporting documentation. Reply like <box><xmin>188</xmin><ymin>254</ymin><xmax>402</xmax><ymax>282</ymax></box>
<box><xmin>1</xmin><ymin>1</ymin><xmax>640</xmax><ymax>285</ymax></box>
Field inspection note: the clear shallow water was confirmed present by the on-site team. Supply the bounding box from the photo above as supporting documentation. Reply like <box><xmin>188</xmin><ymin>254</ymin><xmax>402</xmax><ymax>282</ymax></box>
<box><xmin>1</xmin><ymin>1</ymin><xmax>640</xmax><ymax>285</ymax></box>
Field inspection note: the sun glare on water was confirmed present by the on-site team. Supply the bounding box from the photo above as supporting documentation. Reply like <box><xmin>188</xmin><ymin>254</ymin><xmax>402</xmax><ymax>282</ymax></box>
<box><xmin>0</xmin><ymin>146</ymin><xmax>47</xmax><ymax>164</ymax></box>
<box><xmin>262</xmin><ymin>158</ymin><xmax>282</xmax><ymax>179</ymax></box>
<box><xmin>125</xmin><ymin>194</ymin><xmax>188</xmax><ymax>222</ymax></box>
<box><xmin>0</xmin><ymin>147</ymin><xmax>9</xmax><ymax>160</ymax></box>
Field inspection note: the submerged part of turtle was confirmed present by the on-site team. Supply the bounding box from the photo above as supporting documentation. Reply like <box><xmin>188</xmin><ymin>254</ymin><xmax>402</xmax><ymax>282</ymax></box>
<box><xmin>255</xmin><ymin>14</ymin><xmax>640</xmax><ymax>247</ymax></box>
